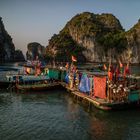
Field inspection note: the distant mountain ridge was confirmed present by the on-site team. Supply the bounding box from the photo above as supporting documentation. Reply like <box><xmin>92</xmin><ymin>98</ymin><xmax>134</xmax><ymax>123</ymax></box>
<box><xmin>0</xmin><ymin>17</ymin><xmax>25</xmax><ymax>62</ymax></box>
<box><xmin>46</xmin><ymin>12</ymin><xmax>140</xmax><ymax>64</ymax></box>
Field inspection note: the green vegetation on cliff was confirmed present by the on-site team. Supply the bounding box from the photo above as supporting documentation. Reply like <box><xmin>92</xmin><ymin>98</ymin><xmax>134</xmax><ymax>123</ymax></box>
<box><xmin>124</xmin><ymin>20</ymin><xmax>140</xmax><ymax>63</ymax></box>
<box><xmin>46</xmin><ymin>32</ymin><xmax>86</xmax><ymax>62</ymax></box>
<box><xmin>98</xmin><ymin>31</ymin><xmax>127</xmax><ymax>54</ymax></box>
<box><xmin>46</xmin><ymin>12</ymin><xmax>140</xmax><ymax>63</ymax></box>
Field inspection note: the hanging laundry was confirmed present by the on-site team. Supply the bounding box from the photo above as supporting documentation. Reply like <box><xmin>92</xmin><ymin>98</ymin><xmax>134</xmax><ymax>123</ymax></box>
<box><xmin>79</xmin><ymin>73</ymin><xmax>90</xmax><ymax>93</ymax></box>
<box><xmin>93</xmin><ymin>76</ymin><xmax>107</xmax><ymax>99</ymax></box>
<box><xmin>65</xmin><ymin>73</ymin><xmax>69</xmax><ymax>84</ymax></box>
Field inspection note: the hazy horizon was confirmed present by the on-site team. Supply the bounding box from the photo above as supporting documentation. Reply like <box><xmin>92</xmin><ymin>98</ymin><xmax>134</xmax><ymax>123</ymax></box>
<box><xmin>0</xmin><ymin>0</ymin><xmax>140</xmax><ymax>56</ymax></box>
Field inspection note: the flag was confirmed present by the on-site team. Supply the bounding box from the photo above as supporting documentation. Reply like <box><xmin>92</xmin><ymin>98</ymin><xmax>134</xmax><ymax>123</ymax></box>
<box><xmin>115</xmin><ymin>66</ymin><xmax>120</xmax><ymax>78</ymax></box>
<box><xmin>65</xmin><ymin>62</ymin><xmax>69</xmax><ymax>69</ymax></box>
<box><xmin>25</xmin><ymin>67</ymin><xmax>31</xmax><ymax>74</ymax></box>
<box><xmin>119</xmin><ymin>60</ymin><xmax>123</xmax><ymax>68</ymax></box>
<box><xmin>103</xmin><ymin>64</ymin><xmax>107</xmax><ymax>70</ymax></box>
<box><xmin>108</xmin><ymin>71</ymin><xmax>113</xmax><ymax>81</ymax></box>
<box><xmin>72</xmin><ymin>55</ymin><xmax>77</xmax><ymax>62</ymax></box>
<box><xmin>35</xmin><ymin>67</ymin><xmax>41</xmax><ymax>76</ymax></box>
<box><xmin>124</xmin><ymin>63</ymin><xmax>130</xmax><ymax>77</ymax></box>
<box><xmin>108</xmin><ymin>65</ymin><xmax>114</xmax><ymax>81</ymax></box>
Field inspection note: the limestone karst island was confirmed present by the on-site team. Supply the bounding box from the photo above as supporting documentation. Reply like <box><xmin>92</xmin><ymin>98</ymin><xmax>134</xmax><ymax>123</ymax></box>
<box><xmin>1</xmin><ymin>12</ymin><xmax>140</xmax><ymax>64</ymax></box>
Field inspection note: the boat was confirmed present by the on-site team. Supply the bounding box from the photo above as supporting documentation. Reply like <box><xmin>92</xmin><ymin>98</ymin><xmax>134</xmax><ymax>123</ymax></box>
<box><xmin>62</xmin><ymin>63</ymin><xmax>140</xmax><ymax>111</ymax></box>
<box><xmin>4</xmin><ymin>60</ymin><xmax>67</xmax><ymax>91</ymax></box>
<box><xmin>14</xmin><ymin>65</ymin><xmax>67</xmax><ymax>91</ymax></box>
<box><xmin>3</xmin><ymin>57</ymin><xmax>140</xmax><ymax>110</ymax></box>
<box><xmin>0</xmin><ymin>65</ymin><xmax>20</xmax><ymax>89</ymax></box>
<box><xmin>16</xmin><ymin>82</ymin><xmax>61</xmax><ymax>91</ymax></box>
<box><xmin>63</xmin><ymin>77</ymin><xmax>140</xmax><ymax>111</ymax></box>
<box><xmin>6</xmin><ymin>59</ymin><xmax>49</xmax><ymax>83</ymax></box>
<box><xmin>77</xmin><ymin>90</ymin><xmax>140</xmax><ymax>111</ymax></box>
<box><xmin>6</xmin><ymin>74</ymin><xmax>50</xmax><ymax>83</ymax></box>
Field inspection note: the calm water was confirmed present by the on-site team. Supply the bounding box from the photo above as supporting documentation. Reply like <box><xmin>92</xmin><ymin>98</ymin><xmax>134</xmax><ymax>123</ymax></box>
<box><xmin>0</xmin><ymin>63</ymin><xmax>140</xmax><ymax>140</ymax></box>
<box><xmin>0</xmin><ymin>90</ymin><xmax>140</xmax><ymax>140</ymax></box>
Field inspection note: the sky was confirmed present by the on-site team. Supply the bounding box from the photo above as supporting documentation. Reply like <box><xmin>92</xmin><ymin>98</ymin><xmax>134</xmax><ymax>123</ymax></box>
<box><xmin>0</xmin><ymin>0</ymin><xmax>140</xmax><ymax>56</ymax></box>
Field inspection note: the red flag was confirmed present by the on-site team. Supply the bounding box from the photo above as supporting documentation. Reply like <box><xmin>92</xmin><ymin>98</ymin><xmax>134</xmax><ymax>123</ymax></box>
<box><xmin>72</xmin><ymin>55</ymin><xmax>77</xmax><ymax>62</ymax></box>
<box><xmin>119</xmin><ymin>60</ymin><xmax>123</xmax><ymax>68</ymax></box>
<box><xmin>124</xmin><ymin>64</ymin><xmax>130</xmax><ymax>77</ymax></box>
<box><xmin>65</xmin><ymin>62</ymin><xmax>69</xmax><ymax>69</ymax></box>
<box><xmin>108</xmin><ymin>65</ymin><xmax>114</xmax><ymax>81</ymax></box>
<box><xmin>108</xmin><ymin>71</ymin><xmax>113</xmax><ymax>81</ymax></box>
<box><xmin>115</xmin><ymin>66</ymin><xmax>120</xmax><ymax>78</ymax></box>
<box><xmin>35</xmin><ymin>67</ymin><xmax>41</xmax><ymax>76</ymax></box>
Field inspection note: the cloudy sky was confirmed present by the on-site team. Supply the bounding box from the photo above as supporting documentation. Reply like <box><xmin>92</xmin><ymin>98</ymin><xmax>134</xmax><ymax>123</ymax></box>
<box><xmin>0</xmin><ymin>0</ymin><xmax>140</xmax><ymax>56</ymax></box>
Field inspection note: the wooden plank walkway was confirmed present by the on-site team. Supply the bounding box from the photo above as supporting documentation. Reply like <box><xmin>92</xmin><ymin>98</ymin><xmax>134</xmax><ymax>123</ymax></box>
<box><xmin>60</xmin><ymin>82</ymin><xmax>112</xmax><ymax>110</ymax></box>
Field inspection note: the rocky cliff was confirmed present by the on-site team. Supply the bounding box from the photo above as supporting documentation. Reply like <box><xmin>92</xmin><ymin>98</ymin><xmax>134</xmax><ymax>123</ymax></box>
<box><xmin>125</xmin><ymin>21</ymin><xmax>140</xmax><ymax>63</ymax></box>
<box><xmin>14</xmin><ymin>50</ymin><xmax>25</xmax><ymax>62</ymax></box>
<box><xmin>26</xmin><ymin>42</ymin><xmax>46</xmax><ymax>60</ymax></box>
<box><xmin>46</xmin><ymin>12</ymin><xmax>140</xmax><ymax>63</ymax></box>
<box><xmin>0</xmin><ymin>17</ymin><xmax>25</xmax><ymax>62</ymax></box>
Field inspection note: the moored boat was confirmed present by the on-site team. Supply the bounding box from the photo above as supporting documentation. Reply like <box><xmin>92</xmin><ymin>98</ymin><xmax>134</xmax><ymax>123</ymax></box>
<box><xmin>6</xmin><ymin>74</ymin><xmax>50</xmax><ymax>83</ymax></box>
<box><xmin>62</xmin><ymin>80</ymin><xmax>140</xmax><ymax>111</ymax></box>
<box><xmin>14</xmin><ymin>65</ymin><xmax>67</xmax><ymax>92</ymax></box>
<box><xmin>16</xmin><ymin>82</ymin><xmax>61</xmax><ymax>91</ymax></box>
<box><xmin>63</xmin><ymin>60</ymin><xmax>140</xmax><ymax>111</ymax></box>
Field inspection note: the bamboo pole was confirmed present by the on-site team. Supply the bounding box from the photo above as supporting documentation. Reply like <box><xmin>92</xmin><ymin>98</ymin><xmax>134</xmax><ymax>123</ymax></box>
<box><xmin>107</xmin><ymin>49</ymin><xmax>112</xmax><ymax>102</ymax></box>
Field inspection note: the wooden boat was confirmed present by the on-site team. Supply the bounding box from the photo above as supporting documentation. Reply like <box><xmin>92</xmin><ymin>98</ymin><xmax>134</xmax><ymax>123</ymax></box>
<box><xmin>61</xmin><ymin>67</ymin><xmax>140</xmax><ymax>111</ymax></box>
<box><xmin>6</xmin><ymin>75</ymin><xmax>50</xmax><ymax>83</ymax></box>
<box><xmin>16</xmin><ymin>82</ymin><xmax>61</xmax><ymax>91</ymax></box>
<box><xmin>3</xmin><ymin>60</ymin><xmax>140</xmax><ymax>111</ymax></box>
<box><xmin>64</xmin><ymin>85</ymin><xmax>140</xmax><ymax>111</ymax></box>
<box><xmin>5</xmin><ymin>65</ymin><xmax>67</xmax><ymax>91</ymax></box>
<box><xmin>79</xmin><ymin>91</ymin><xmax>140</xmax><ymax>111</ymax></box>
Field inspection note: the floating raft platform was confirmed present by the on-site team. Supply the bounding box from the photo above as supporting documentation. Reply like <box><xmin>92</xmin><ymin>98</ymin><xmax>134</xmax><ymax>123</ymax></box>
<box><xmin>61</xmin><ymin>82</ymin><xmax>140</xmax><ymax>111</ymax></box>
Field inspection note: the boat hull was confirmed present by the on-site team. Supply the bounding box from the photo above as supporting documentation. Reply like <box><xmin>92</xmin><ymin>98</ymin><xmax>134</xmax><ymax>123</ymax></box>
<box><xmin>16</xmin><ymin>83</ymin><xmax>61</xmax><ymax>92</ymax></box>
<box><xmin>68</xmin><ymin>88</ymin><xmax>140</xmax><ymax>111</ymax></box>
<box><xmin>90</xmin><ymin>98</ymin><xmax>140</xmax><ymax>111</ymax></box>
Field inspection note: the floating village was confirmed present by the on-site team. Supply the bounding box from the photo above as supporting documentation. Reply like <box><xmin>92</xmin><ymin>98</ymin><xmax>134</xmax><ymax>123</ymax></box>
<box><xmin>1</xmin><ymin>1</ymin><xmax>140</xmax><ymax>139</ymax></box>
<box><xmin>0</xmin><ymin>56</ymin><xmax>140</xmax><ymax>111</ymax></box>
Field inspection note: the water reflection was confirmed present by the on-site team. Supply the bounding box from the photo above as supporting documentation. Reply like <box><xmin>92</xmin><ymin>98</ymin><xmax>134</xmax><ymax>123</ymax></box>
<box><xmin>0</xmin><ymin>92</ymin><xmax>13</xmax><ymax>105</ymax></box>
<box><xmin>1</xmin><ymin>90</ymin><xmax>140</xmax><ymax>140</ymax></box>
<box><xmin>88</xmin><ymin>110</ymin><xmax>140</xmax><ymax>140</ymax></box>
